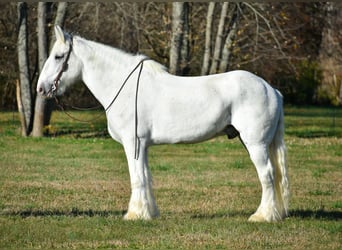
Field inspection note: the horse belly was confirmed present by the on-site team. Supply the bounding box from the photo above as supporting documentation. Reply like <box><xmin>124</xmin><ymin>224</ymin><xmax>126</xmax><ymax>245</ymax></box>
<box><xmin>150</xmin><ymin>96</ymin><xmax>230</xmax><ymax>144</ymax></box>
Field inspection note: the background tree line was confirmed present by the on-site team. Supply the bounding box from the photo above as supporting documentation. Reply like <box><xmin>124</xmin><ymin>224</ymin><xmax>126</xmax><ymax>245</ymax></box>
<box><xmin>0</xmin><ymin>2</ymin><xmax>341</xmax><ymax>136</ymax></box>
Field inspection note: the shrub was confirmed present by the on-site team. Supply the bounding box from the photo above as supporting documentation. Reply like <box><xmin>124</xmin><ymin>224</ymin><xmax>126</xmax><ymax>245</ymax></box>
<box><xmin>274</xmin><ymin>60</ymin><xmax>322</xmax><ymax>105</ymax></box>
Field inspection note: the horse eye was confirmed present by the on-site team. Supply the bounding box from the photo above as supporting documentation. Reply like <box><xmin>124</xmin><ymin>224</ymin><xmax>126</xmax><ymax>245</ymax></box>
<box><xmin>55</xmin><ymin>54</ymin><xmax>64</xmax><ymax>60</ymax></box>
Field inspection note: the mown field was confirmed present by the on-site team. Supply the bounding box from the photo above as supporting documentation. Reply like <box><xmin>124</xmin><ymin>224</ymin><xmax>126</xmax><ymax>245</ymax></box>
<box><xmin>0</xmin><ymin>107</ymin><xmax>341</xmax><ymax>249</ymax></box>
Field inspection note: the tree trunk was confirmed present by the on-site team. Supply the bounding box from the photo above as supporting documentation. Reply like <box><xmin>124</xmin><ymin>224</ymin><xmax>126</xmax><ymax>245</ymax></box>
<box><xmin>169</xmin><ymin>2</ymin><xmax>189</xmax><ymax>75</ymax></box>
<box><xmin>209</xmin><ymin>2</ymin><xmax>229</xmax><ymax>74</ymax></box>
<box><xmin>319</xmin><ymin>2</ymin><xmax>342</xmax><ymax>105</ymax></box>
<box><xmin>32</xmin><ymin>2</ymin><xmax>48</xmax><ymax>137</ymax></box>
<box><xmin>201</xmin><ymin>2</ymin><xmax>215</xmax><ymax>76</ymax></box>
<box><xmin>50</xmin><ymin>2</ymin><xmax>68</xmax><ymax>51</ymax></box>
<box><xmin>47</xmin><ymin>2</ymin><xmax>67</xmax><ymax>119</ymax></box>
<box><xmin>219</xmin><ymin>3</ymin><xmax>242</xmax><ymax>73</ymax></box>
<box><xmin>16</xmin><ymin>80</ymin><xmax>26</xmax><ymax>136</ymax></box>
<box><xmin>180</xmin><ymin>3</ymin><xmax>190</xmax><ymax>75</ymax></box>
<box><xmin>17</xmin><ymin>2</ymin><xmax>32</xmax><ymax>136</ymax></box>
<box><xmin>55</xmin><ymin>2</ymin><xmax>68</xmax><ymax>27</ymax></box>
<box><xmin>32</xmin><ymin>2</ymin><xmax>68</xmax><ymax>137</ymax></box>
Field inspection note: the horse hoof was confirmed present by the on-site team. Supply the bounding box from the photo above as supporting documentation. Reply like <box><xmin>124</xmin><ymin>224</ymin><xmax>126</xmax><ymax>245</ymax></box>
<box><xmin>124</xmin><ymin>212</ymin><xmax>144</xmax><ymax>220</ymax></box>
<box><xmin>248</xmin><ymin>213</ymin><xmax>268</xmax><ymax>222</ymax></box>
<box><xmin>123</xmin><ymin>211</ymin><xmax>152</xmax><ymax>220</ymax></box>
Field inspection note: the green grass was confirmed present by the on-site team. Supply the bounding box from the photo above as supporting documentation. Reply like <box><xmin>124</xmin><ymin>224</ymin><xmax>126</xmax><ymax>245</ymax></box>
<box><xmin>285</xmin><ymin>106</ymin><xmax>342</xmax><ymax>138</ymax></box>
<box><xmin>0</xmin><ymin>107</ymin><xmax>341</xmax><ymax>249</ymax></box>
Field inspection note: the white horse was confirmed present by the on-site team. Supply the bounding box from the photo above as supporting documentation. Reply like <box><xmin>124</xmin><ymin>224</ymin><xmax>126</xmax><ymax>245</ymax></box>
<box><xmin>37</xmin><ymin>26</ymin><xmax>289</xmax><ymax>222</ymax></box>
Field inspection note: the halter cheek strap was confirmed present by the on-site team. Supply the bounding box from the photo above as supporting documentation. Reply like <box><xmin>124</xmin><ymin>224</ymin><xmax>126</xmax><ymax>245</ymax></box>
<box><xmin>51</xmin><ymin>36</ymin><xmax>73</xmax><ymax>95</ymax></box>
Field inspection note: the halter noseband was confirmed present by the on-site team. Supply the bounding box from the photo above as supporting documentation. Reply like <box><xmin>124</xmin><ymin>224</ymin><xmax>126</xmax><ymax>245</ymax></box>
<box><xmin>51</xmin><ymin>36</ymin><xmax>73</xmax><ymax>95</ymax></box>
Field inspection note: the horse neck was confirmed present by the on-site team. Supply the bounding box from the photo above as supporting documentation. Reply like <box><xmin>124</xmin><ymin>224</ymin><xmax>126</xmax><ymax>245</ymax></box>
<box><xmin>73</xmin><ymin>37</ymin><xmax>144</xmax><ymax>108</ymax></box>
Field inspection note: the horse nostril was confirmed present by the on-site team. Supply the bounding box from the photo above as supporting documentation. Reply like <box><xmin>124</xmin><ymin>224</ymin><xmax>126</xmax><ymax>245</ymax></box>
<box><xmin>38</xmin><ymin>87</ymin><xmax>44</xmax><ymax>94</ymax></box>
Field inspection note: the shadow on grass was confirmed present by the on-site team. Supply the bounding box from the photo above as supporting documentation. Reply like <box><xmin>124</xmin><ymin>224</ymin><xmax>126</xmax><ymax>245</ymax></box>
<box><xmin>290</xmin><ymin>209</ymin><xmax>342</xmax><ymax>220</ymax></box>
<box><xmin>286</xmin><ymin>130</ymin><xmax>342</xmax><ymax>138</ymax></box>
<box><xmin>46</xmin><ymin>129</ymin><xmax>109</xmax><ymax>138</ymax></box>
<box><xmin>3</xmin><ymin>208</ymin><xmax>341</xmax><ymax>221</ymax></box>
<box><xmin>190</xmin><ymin>209</ymin><xmax>342</xmax><ymax>221</ymax></box>
<box><xmin>284</xmin><ymin>106</ymin><xmax>342</xmax><ymax>117</ymax></box>
<box><xmin>190</xmin><ymin>210</ymin><xmax>252</xmax><ymax>219</ymax></box>
<box><xmin>2</xmin><ymin>208</ymin><xmax>126</xmax><ymax>218</ymax></box>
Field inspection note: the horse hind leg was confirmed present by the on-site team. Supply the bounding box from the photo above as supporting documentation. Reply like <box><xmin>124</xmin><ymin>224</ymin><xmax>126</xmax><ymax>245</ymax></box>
<box><xmin>246</xmin><ymin>144</ymin><xmax>283</xmax><ymax>222</ymax></box>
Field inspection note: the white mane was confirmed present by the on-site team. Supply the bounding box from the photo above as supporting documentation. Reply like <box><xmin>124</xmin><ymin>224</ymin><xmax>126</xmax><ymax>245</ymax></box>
<box><xmin>74</xmin><ymin>36</ymin><xmax>167</xmax><ymax>76</ymax></box>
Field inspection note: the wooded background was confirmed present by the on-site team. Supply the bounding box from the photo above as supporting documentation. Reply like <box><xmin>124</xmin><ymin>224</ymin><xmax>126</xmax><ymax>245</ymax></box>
<box><xmin>1</xmin><ymin>2</ymin><xmax>341</xmax><ymax>136</ymax></box>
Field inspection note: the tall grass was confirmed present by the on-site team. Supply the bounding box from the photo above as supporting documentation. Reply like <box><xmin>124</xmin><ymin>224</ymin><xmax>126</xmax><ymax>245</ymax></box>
<box><xmin>0</xmin><ymin>107</ymin><xmax>341</xmax><ymax>249</ymax></box>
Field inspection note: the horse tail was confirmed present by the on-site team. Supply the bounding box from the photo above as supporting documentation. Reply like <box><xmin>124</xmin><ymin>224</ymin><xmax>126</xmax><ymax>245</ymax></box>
<box><xmin>269</xmin><ymin>93</ymin><xmax>290</xmax><ymax>218</ymax></box>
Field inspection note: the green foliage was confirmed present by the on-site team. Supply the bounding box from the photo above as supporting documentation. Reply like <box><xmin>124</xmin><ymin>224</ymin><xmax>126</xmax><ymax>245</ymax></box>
<box><xmin>297</xmin><ymin>60</ymin><xmax>323</xmax><ymax>104</ymax></box>
<box><xmin>277</xmin><ymin>60</ymin><xmax>323</xmax><ymax>105</ymax></box>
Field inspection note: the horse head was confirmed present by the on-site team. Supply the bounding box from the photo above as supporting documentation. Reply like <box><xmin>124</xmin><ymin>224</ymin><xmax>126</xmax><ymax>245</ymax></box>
<box><xmin>37</xmin><ymin>26</ymin><xmax>82</xmax><ymax>98</ymax></box>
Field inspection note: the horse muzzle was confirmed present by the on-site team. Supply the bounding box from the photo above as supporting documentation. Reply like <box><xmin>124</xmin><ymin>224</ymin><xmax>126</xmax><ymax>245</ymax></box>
<box><xmin>37</xmin><ymin>81</ymin><xmax>57</xmax><ymax>98</ymax></box>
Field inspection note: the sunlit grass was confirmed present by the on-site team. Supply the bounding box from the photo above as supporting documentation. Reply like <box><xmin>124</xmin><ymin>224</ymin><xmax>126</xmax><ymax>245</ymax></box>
<box><xmin>0</xmin><ymin>106</ymin><xmax>341</xmax><ymax>249</ymax></box>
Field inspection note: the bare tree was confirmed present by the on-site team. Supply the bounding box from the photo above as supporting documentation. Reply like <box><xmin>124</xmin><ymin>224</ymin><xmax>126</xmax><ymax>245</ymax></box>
<box><xmin>319</xmin><ymin>2</ymin><xmax>342</xmax><ymax>105</ymax></box>
<box><xmin>169</xmin><ymin>2</ymin><xmax>189</xmax><ymax>75</ymax></box>
<box><xmin>201</xmin><ymin>2</ymin><xmax>215</xmax><ymax>75</ymax></box>
<box><xmin>32</xmin><ymin>2</ymin><xmax>68</xmax><ymax>136</ymax></box>
<box><xmin>219</xmin><ymin>3</ymin><xmax>243</xmax><ymax>73</ymax></box>
<box><xmin>202</xmin><ymin>2</ymin><xmax>243</xmax><ymax>75</ymax></box>
<box><xmin>209</xmin><ymin>2</ymin><xmax>229</xmax><ymax>74</ymax></box>
<box><xmin>17</xmin><ymin>2</ymin><xmax>32</xmax><ymax>136</ymax></box>
<box><xmin>180</xmin><ymin>3</ymin><xmax>190</xmax><ymax>75</ymax></box>
<box><xmin>51</xmin><ymin>2</ymin><xmax>67</xmax><ymax>48</ymax></box>
<box><xmin>237</xmin><ymin>3</ymin><xmax>296</xmax><ymax>74</ymax></box>
<box><xmin>32</xmin><ymin>2</ymin><xmax>48</xmax><ymax>137</ymax></box>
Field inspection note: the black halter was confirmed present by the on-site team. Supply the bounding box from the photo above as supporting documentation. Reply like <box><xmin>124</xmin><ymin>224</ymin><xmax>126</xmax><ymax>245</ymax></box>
<box><xmin>51</xmin><ymin>36</ymin><xmax>73</xmax><ymax>96</ymax></box>
<box><xmin>51</xmin><ymin>35</ymin><xmax>148</xmax><ymax>160</ymax></box>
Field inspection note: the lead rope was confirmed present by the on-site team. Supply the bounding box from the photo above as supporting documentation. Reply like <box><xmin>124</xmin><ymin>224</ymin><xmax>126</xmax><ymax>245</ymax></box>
<box><xmin>104</xmin><ymin>58</ymin><xmax>149</xmax><ymax>112</ymax></box>
<box><xmin>55</xmin><ymin>58</ymin><xmax>149</xmax><ymax>160</ymax></box>
<box><xmin>54</xmin><ymin>96</ymin><xmax>104</xmax><ymax>123</ymax></box>
<box><xmin>105</xmin><ymin>58</ymin><xmax>150</xmax><ymax>160</ymax></box>
<box><xmin>133</xmin><ymin>60</ymin><xmax>145</xmax><ymax>160</ymax></box>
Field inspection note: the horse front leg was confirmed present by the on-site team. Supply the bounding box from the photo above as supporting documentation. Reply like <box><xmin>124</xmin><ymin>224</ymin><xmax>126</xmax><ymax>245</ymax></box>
<box><xmin>143</xmin><ymin>150</ymin><xmax>160</xmax><ymax>218</ymax></box>
<box><xmin>123</xmin><ymin>139</ymin><xmax>159</xmax><ymax>220</ymax></box>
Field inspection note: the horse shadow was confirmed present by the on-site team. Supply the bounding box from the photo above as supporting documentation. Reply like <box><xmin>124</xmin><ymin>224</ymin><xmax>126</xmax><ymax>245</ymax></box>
<box><xmin>3</xmin><ymin>208</ymin><xmax>341</xmax><ymax>221</ymax></box>
<box><xmin>190</xmin><ymin>209</ymin><xmax>342</xmax><ymax>221</ymax></box>
<box><xmin>290</xmin><ymin>209</ymin><xmax>342</xmax><ymax>220</ymax></box>
<box><xmin>3</xmin><ymin>208</ymin><xmax>126</xmax><ymax>218</ymax></box>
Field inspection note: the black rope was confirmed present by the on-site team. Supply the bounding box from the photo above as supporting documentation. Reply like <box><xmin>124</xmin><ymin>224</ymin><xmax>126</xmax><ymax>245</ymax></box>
<box><xmin>105</xmin><ymin>58</ymin><xmax>150</xmax><ymax>112</ymax></box>
<box><xmin>51</xmin><ymin>35</ymin><xmax>74</xmax><ymax>96</ymax></box>
<box><xmin>60</xmin><ymin>101</ymin><xmax>102</xmax><ymax>111</ymax></box>
<box><xmin>54</xmin><ymin>96</ymin><xmax>104</xmax><ymax>124</ymax></box>
<box><xmin>134</xmin><ymin>60</ymin><xmax>145</xmax><ymax>160</ymax></box>
<box><xmin>56</xmin><ymin>58</ymin><xmax>150</xmax><ymax>160</ymax></box>
<box><xmin>104</xmin><ymin>58</ymin><xmax>150</xmax><ymax>160</ymax></box>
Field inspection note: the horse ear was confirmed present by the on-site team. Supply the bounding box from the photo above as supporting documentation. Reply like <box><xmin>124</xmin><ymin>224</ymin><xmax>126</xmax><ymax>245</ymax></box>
<box><xmin>54</xmin><ymin>25</ymin><xmax>65</xmax><ymax>44</ymax></box>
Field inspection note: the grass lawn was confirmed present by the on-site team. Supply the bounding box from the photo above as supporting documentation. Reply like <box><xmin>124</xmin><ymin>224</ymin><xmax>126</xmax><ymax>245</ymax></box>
<box><xmin>0</xmin><ymin>106</ymin><xmax>341</xmax><ymax>249</ymax></box>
